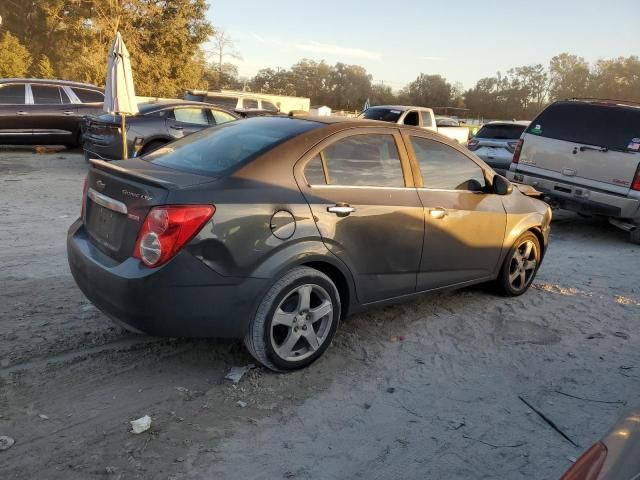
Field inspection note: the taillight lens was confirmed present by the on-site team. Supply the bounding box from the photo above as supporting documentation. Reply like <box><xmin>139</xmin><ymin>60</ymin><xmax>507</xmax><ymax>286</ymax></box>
<box><xmin>506</xmin><ymin>140</ymin><xmax>519</xmax><ymax>153</ymax></box>
<box><xmin>512</xmin><ymin>139</ymin><xmax>524</xmax><ymax>164</ymax></box>
<box><xmin>467</xmin><ymin>139</ymin><xmax>479</xmax><ymax>151</ymax></box>
<box><xmin>632</xmin><ymin>165</ymin><xmax>640</xmax><ymax>191</ymax></box>
<box><xmin>81</xmin><ymin>176</ymin><xmax>89</xmax><ymax>219</ymax></box>
<box><xmin>560</xmin><ymin>442</ymin><xmax>607</xmax><ymax>480</ymax></box>
<box><xmin>133</xmin><ymin>205</ymin><xmax>215</xmax><ymax>267</ymax></box>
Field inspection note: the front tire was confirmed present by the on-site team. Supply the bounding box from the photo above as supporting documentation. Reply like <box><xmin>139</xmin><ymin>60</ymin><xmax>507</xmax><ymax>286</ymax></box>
<box><xmin>244</xmin><ymin>267</ymin><xmax>340</xmax><ymax>372</ymax></box>
<box><xmin>495</xmin><ymin>232</ymin><xmax>541</xmax><ymax>296</ymax></box>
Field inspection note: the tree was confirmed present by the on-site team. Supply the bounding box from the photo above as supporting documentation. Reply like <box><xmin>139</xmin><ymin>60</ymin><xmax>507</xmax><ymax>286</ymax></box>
<box><xmin>208</xmin><ymin>28</ymin><xmax>242</xmax><ymax>89</ymax></box>
<box><xmin>32</xmin><ymin>54</ymin><xmax>56</xmax><ymax>79</ymax></box>
<box><xmin>0</xmin><ymin>32</ymin><xmax>31</xmax><ymax>77</ymax></box>
<box><xmin>403</xmin><ymin>74</ymin><xmax>452</xmax><ymax>108</ymax></box>
<box><xmin>328</xmin><ymin>63</ymin><xmax>372</xmax><ymax>110</ymax></box>
<box><xmin>589</xmin><ymin>56</ymin><xmax>640</xmax><ymax>102</ymax></box>
<box><xmin>549</xmin><ymin>53</ymin><xmax>590</xmax><ymax>100</ymax></box>
<box><xmin>369</xmin><ymin>83</ymin><xmax>397</xmax><ymax>105</ymax></box>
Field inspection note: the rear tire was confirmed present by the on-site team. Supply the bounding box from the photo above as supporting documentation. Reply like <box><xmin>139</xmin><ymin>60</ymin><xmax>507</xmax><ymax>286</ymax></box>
<box><xmin>140</xmin><ymin>140</ymin><xmax>166</xmax><ymax>156</ymax></box>
<box><xmin>495</xmin><ymin>232</ymin><xmax>541</xmax><ymax>296</ymax></box>
<box><xmin>244</xmin><ymin>267</ymin><xmax>340</xmax><ymax>372</ymax></box>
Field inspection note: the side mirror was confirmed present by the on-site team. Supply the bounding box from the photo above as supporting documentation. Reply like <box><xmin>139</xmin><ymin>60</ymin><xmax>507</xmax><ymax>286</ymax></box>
<box><xmin>493</xmin><ymin>174</ymin><xmax>513</xmax><ymax>195</ymax></box>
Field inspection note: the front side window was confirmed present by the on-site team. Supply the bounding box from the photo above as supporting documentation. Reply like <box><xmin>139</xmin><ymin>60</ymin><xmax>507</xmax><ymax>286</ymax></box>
<box><xmin>31</xmin><ymin>85</ymin><xmax>64</xmax><ymax>105</ymax></box>
<box><xmin>173</xmin><ymin>108</ymin><xmax>209</xmax><ymax>125</ymax></box>
<box><xmin>403</xmin><ymin>111</ymin><xmax>419</xmax><ymax>126</ymax></box>
<box><xmin>72</xmin><ymin>88</ymin><xmax>104</xmax><ymax>103</ymax></box>
<box><xmin>211</xmin><ymin>109</ymin><xmax>236</xmax><ymax>124</ymax></box>
<box><xmin>243</xmin><ymin>98</ymin><xmax>259</xmax><ymax>109</ymax></box>
<box><xmin>0</xmin><ymin>84</ymin><xmax>25</xmax><ymax>104</ymax></box>
<box><xmin>305</xmin><ymin>134</ymin><xmax>405</xmax><ymax>187</ymax></box>
<box><xmin>411</xmin><ymin>137</ymin><xmax>486</xmax><ymax>191</ymax></box>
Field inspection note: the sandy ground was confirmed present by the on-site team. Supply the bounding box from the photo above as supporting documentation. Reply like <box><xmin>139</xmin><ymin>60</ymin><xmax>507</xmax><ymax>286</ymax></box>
<box><xmin>0</xmin><ymin>148</ymin><xmax>639</xmax><ymax>480</ymax></box>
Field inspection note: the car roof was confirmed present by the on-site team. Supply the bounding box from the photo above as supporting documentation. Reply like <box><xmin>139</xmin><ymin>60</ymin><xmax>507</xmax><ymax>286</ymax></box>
<box><xmin>367</xmin><ymin>105</ymin><xmax>432</xmax><ymax>112</ymax></box>
<box><xmin>483</xmin><ymin>120</ymin><xmax>531</xmax><ymax>126</ymax></box>
<box><xmin>568</xmin><ymin>98</ymin><xmax>640</xmax><ymax>109</ymax></box>
<box><xmin>137</xmin><ymin>100</ymin><xmax>237</xmax><ymax>115</ymax></box>
<box><xmin>0</xmin><ymin>78</ymin><xmax>103</xmax><ymax>90</ymax></box>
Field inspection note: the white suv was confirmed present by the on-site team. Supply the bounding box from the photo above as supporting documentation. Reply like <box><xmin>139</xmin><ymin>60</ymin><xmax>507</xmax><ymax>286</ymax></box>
<box><xmin>507</xmin><ymin>99</ymin><xmax>640</xmax><ymax>243</ymax></box>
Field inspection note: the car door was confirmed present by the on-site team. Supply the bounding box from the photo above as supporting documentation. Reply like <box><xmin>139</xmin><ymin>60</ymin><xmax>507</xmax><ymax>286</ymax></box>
<box><xmin>296</xmin><ymin>128</ymin><xmax>424</xmax><ymax>304</ymax></box>
<box><xmin>404</xmin><ymin>133</ymin><xmax>507</xmax><ymax>291</ymax></box>
<box><xmin>30</xmin><ymin>84</ymin><xmax>78</xmax><ymax>144</ymax></box>
<box><xmin>165</xmin><ymin>106</ymin><xmax>211</xmax><ymax>139</ymax></box>
<box><xmin>0</xmin><ymin>83</ymin><xmax>32</xmax><ymax>144</ymax></box>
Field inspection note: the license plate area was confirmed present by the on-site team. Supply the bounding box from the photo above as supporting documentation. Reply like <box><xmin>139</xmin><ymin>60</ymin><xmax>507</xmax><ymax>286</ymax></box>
<box><xmin>87</xmin><ymin>203</ymin><xmax>126</xmax><ymax>252</ymax></box>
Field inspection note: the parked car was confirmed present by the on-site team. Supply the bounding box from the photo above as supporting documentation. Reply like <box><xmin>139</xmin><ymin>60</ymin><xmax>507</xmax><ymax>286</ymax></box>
<box><xmin>561</xmin><ymin>407</ymin><xmax>640</xmax><ymax>480</ymax></box>
<box><xmin>359</xmin><ymin>105</ymin><xmax>470</xmax><ymax>144</ymax></box>
<box><xmin>184</xmin><ymin>89</ymin><xmax>279</xmax><ymax>117</ymax></box>
<box><xmin>0</xmin><ymin>78</ymin><xmax>104</xmax><ymax>146</ymax></box>
<box><xmin>506</xmin><ymin>99</ymin><xmax>640</xmax><ymax>244</ymax></box>
<box><xmin>468</xmin><ymin>121</ymin><xmax>530</xmax><ymax>175</ymax></box>
<box><xmin>68</xmin><ymin>116</ymin><xmax>551</xmax><ymax>371</ymax></box>
<box><xmin>82</xmin><ymin>100</ymin><xmax>238</xmax><ymax>161</ymax></box>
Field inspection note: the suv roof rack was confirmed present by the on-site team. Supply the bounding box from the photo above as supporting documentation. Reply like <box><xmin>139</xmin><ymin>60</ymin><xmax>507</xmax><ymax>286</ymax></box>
<box><xmin>567</xmin><ymin>97</ymin><xmax>640</xmax><ymax>107</ymax></box>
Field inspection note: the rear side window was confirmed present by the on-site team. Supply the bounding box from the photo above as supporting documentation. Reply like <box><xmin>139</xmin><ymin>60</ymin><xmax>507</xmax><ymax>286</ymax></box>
<box><xmin>31</xmin><ymin>85</ymin><xmax>64</xmax><ymax>105</ymax></box>
<box><xmin>72</xmin><ymin>88</ymin><xmax>104</xmax><ymax>103</ymax></box>
<box><xmin>411</xmin><ymin>137</ymin><xmax>486</xmax><ymax>191</ymax></box>
<box><xmin>528</xmin><ymin>102</ymin><xmax>640</xmax><ymax>152</ymax></box>
<box><xmin>306</xmin><ymin>134</ymin><xmax>405</xmax><ymax>187</ymax></box>
<box><xmin>0</xmin><ymin>84</ymin><xmax>25</xmax><ymax>104</ymax></box>
<box><xmin>476</xmin><ymin>124</ymin><xmax>527</xmax><ymax>140</ymax></box>
<box><xmin>420</xmin><ymin>111</ymin><xmax>433</xmax><ymax>127</ymax></box>
<box><xmin>205</xmin><ymin>95</ymin><xmax>238</xmax><ymax>109</ymax></box>
<box><xmin>146</xmin><ymin>116</ymin><xmax>321</xmax><ymax>175</ymax></box>
<box><xmin>211</xmin><ymin>109</ymin><xmax>236</xmax><ymax>124</ymax></box>
<box><xmin>403</xmin><ymin>111</ymin><xmax>419</xmax><ymax>126</ymax></box>
<box><xmin>173</xmin><ymin>107</ymin><xmax>209</xmax><ymax>125</ymax></box>
<box><xmin>262</xmin><ymin>101</ymin><xmax>278</xmax><ymax>112</ymax></box>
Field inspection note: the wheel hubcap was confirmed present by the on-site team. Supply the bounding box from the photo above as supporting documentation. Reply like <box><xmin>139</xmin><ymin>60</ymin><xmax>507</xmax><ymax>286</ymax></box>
<box><xmin>508</xmin><ymin>240</ymin><xmax>538</xmax><ymax>291</ymax></box>
<box><xmin>270</xmin><ymin>284</ymin><xmax>333</xmax><ymax>362</ymax></box>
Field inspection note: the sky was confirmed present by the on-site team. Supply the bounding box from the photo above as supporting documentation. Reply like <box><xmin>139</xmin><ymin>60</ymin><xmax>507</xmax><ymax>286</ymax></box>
<box><xmin>206</xmin><ymin>0</ymin><xmax>640</xmax><ymax>90</ymax></box>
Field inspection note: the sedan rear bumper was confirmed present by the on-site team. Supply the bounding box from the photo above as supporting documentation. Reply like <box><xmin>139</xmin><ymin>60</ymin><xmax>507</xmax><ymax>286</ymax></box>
<box><xmin>67</xmin><ymin>220</ymin><xmax>268</xmax><ymax>338</ymax></box>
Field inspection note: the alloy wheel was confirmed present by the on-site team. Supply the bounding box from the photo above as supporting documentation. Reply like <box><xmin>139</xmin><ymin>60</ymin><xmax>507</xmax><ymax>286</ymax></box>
<box><xmin>270</xmin><ymin>284</ymin><xmax>334</xmax><ymax>362</ymax></box>
<box><xmin>508</xmin><ymin>239</ymin><xmax>538</xmax><ymax>292</ymax></box>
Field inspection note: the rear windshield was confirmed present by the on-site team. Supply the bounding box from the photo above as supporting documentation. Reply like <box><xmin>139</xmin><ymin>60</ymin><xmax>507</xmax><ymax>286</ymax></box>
<box><xmin>476</xmin><ymin>124</ymin><xmax>527</xmax><ymax>140</ymax></box>
<box><xmin>528</xmin><ymin>102</ymin><xmax>640</xmax><ymax>151</ymax></box>
<box><xmin>360</xmin><ymin>108</ymin><xmax>403</xmax><ymax>123</ymax></box>
<box><xmin>145</xmin><ymin>116</ymin><xmax>321</xmax><ymax>175</ymax></box>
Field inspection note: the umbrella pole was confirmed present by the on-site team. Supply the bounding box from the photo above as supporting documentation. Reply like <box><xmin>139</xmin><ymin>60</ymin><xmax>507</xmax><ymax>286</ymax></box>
<box><xmin>121</xmin><ymin>113</ymin><xmax>127</xmax><ymax>159</ymax></box>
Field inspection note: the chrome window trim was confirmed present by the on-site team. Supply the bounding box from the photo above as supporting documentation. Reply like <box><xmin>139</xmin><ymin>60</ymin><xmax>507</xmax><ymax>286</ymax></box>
<box><xmin>307</xmin><ymin>184</ymin><xmax>415</xmax><ymax>191</ymax></box>
<box><xmin>63</xmin><ymin>86</ymin><xmax>81</xmax><ymax>104</ymax></box>
<box><xmin>87</xmin><ymin>188</ymin><xmax>128</xmax><ymax>214</ymax></box>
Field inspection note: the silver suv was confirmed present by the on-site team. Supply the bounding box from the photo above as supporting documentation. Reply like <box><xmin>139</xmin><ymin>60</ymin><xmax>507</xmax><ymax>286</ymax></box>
<box><xmin>507</xmin><ymin>99</ymin><xmax>640</xmax><ymax>243</ymax></box>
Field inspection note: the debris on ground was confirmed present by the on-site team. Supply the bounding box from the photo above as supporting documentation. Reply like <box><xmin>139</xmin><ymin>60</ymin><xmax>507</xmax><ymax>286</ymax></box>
<box><xmin>389</xmin><ymin>335</ymin><xmax>405</xmax><ymax>342</ymax></box>
<box><xmin>587</xmin><ymin>332</ymin><xmax>604</xmax><ymax>340</ymax></box>
<box><xmin>237</xmin><ymin>401</ymin><xmax>247</xmax><ymax>408</ymax></box>
<box><xmin>225</xmin><ymin>364</ymin><xmax>255</xmax><ymax>384</ymax></box>
<box><xmin>38</xmin><ymin>414</ymin><xmax>49</xmax><ymax>420</ymax></box>
<box><xmin>0</xmin><ymin>436</ymin><xmax>15</xmax><ymax>451</ymax></box>
<box><xmin>613</xmin><ymin>331</ymin><xmax>630</xmax><ymax>340</ymax></box>
<box><xmin>130</xmin><ymin>415</ymin><xmax>152</xmax><ymax>434</ymax></box>
<box><xmin>448</xmin><ymin>418</ymin><xmax>466</xmax><ymax>430</ymax></box>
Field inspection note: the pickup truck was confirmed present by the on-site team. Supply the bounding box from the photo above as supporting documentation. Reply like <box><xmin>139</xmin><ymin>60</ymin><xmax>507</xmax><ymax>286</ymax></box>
<box><xmin>359</xmin><ymin>105</ymin><xmax>470</xmax><ymax>144</ymax></box>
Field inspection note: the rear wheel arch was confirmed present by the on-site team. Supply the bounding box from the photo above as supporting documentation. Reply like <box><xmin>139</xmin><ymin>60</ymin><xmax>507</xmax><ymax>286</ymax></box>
<box><xmin>527</xmin><ymin>226</ymin><xmax>546</xmax><ymax>257</ymax></box>
<box><xmin>301</xmin><ymin>260</ymin><xmax>352</xmax><ymax>320</ymax></box>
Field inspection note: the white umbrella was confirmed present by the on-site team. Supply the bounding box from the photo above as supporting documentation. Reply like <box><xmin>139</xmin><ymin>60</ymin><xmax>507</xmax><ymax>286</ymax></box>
<box><xmin>104</xmin><ymin>32</ymin><xmax>138</xmax><ymax>159</ymax></box>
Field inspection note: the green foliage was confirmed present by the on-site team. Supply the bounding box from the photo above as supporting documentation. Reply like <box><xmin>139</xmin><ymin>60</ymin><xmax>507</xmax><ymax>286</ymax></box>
<box><xmin>0</xmin><ymin>32</ymin><xmax>32</xmax><ymax>78</ymax></box>
<box><xmin>32</xmin><ymin>54</ymin><xmax>56</xmax><ymax>79</ymax></box>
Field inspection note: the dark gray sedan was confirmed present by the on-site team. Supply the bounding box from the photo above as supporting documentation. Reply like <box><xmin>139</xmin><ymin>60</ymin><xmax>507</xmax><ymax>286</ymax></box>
<box><xmin>82</xmin><ymin>100</ymin><xmax>238</xmax><ymax>161</ymax></box>
<box><xmin>67</xmin><ymin>116</ymin><xmax>551</xmax><ymax>371</ymax></box>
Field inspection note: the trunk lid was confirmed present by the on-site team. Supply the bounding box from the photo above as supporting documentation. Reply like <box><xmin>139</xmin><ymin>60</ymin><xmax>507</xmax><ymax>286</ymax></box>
<box><xmin>84</xmin><ymin>158</ymin><xmax>215</xmax><ymax>262</ymax></box>
<box><xmin>518</xmin><ymin>101</ymin><xmax>640</xmax><ymax>192</ymax></box>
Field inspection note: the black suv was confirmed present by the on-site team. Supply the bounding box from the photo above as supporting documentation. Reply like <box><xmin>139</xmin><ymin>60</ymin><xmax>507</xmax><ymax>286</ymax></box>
<box><xmin>0</xmin><ymin>78</ymin><xmax>104</xmax><ymax>146</ymax></box>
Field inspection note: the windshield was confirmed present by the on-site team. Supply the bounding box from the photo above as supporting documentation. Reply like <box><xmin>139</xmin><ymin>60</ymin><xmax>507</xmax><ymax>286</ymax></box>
<box><xmin>360</xmin><ymin>107</ymin><xmax>403</xmax><ymax>123</ymax></box>
<box><xmin>476</xmin><ymin>124</ymin><xmax>527</xmax><ymax>140</ymax></box>
<box><xmin>144</xmin><ymin>116</ymin><xmax>321</xmax><ymax>176</ymax></box>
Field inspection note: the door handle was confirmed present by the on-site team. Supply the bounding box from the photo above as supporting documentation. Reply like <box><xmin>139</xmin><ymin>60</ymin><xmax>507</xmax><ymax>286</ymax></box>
<box><xmin>429</xmin><ymin>208</ymin><xmax>448</xmax><ymax>219</ymax></box>
<box><xmin>63</xmin><ymin>110</ymin><xmax>75</xmax><ymax>116</ymax></box>
<box><xmin>16</xmin><ymin>110</ymin><xmax>28</xmax><ymax>116</ymax></box>
<box><xmin>327</xmin><ymin>204</ymin><xmax>355</xmax><ymax>217</ymax></box>
<box><xmin>170</xmin><ymin>125</ymin><xmax>184</xmax><ymax>130</ymax></box>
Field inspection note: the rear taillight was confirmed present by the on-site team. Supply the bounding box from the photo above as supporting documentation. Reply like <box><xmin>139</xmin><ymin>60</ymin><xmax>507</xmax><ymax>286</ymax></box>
<box><xmin>81</xmin><ymin>176</ymin><xmax>89</xmax><ymax>219</ymax></box>
<box><xmin>467</xmin><ymin>139</ymin><xmax>479</xmax><ymax>151</ymax></box>
<box><xmin>632</xmin><ymin>165</ymin><xmax>640</xmax><ymax>191</ymax></box>
<box><xmin>506</xmin><ymin>140</ymin><xmax>519</xmax><ymax>153</ymax></box>
<box><xmin>512</xmin><ymin>139</ymin><xmax>524</xmax><ymax>164</ymax></box>
<box><xmin>133</xmin><ymin>205</ymin><xmax>215</xmax><ymax>267</ymax></box>
<box><xmin>560</xmin><ymin>442</ymin><xmax>607</xmax><ymax>480</ymax></box>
